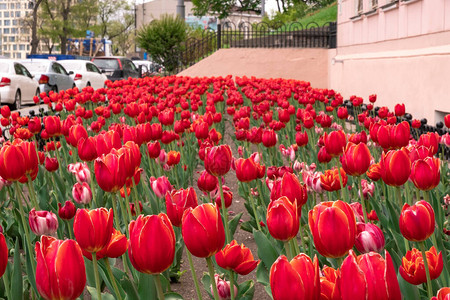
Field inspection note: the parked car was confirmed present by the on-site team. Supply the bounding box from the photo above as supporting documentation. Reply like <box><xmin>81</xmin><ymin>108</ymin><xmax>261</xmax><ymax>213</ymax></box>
<box><xmin>132</xmin><ymin>60</ymin><xmax>164</xmax><ymax>77</ymax></box>
<box><xmin>91</xmin><ymin>56</ymin><xmax>141</xmax><ymax>82</ymax></box>
<box><xmin>0</xmin><ymin>60</ymin><xmax>40</xmax><ymax>110</ymax></box>
<box><xmin>58</xmin><ymin>60</ymin><xmax>108</xmax><ymax>90</ymax></box>
<box><xmin>20</xmin><ymin>59</ymin><xmax>75</xmax><ymax>95</ymax></box>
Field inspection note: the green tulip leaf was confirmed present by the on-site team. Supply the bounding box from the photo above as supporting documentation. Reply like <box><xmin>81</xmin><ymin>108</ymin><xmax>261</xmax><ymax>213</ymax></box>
<box><xmin>11</xmin><ymin>237</ymin><xmax>23</xmax><ymax>300</ymax></box>
<box><xmin>86</xmin><ymin>286</ymin><xmax>116</xmax><ymax>300</ymax></box>
<box><xmin>138</xmin><ymin>272</ymin><xmax>157</xmax><ymax>299</ymax></box>
<box><xmin>397</xmin><ymin>273</ymin><xmax>420</xmax><ymax>300</ymax></box>
<box><xmin>229</xmin><ymin>212</ymin><xmax>243</xmax><ymax>236</ymax></box>
<box><xmin>256</xmin><ymin>261</ymin><xmax>270</xmax><ymax>286</ymax></box>
<box><xmin>237</xmin><ymin>279</ymin><xmax>255</xmax><ymax>300</ymax></box>
<box><xmin>201</xmin><ymin>273</ymin><xmax>213</xmax><ymax>299</ymax></box>
<box><xmin>253</xmin><ymin>230</ymin><xmax>279</xmax><ymax>268</ymax></box>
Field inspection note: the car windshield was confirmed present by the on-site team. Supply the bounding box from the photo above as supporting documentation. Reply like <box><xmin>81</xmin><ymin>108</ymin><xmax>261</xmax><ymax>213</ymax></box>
<box><xmin>59</xmin><ymin>62</ymin><xmax>82</xmax><ymax>71</ymax></box>
<box><xmin>21</xmin><ymin>61</ymin><xmax>49</xmax><ymax>72</ymax></box>
<box><xmin>0</xmin><ymin>62</ymin><xmax>9</xmax><ymax>73</ymax></box>
<box><xmin>92</xmin><ymin>59</ymin><xmax>119</xmax><ymax>70</ymax></box>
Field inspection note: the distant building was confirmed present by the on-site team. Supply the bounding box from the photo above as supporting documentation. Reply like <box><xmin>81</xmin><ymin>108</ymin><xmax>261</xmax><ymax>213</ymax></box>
<box><xmin>329</xmin><ymin>0</ymin><xmax>450</xmax><ymax>124</ymax></box>
<box><xmin>0</xmin><ymin>0</ymin><xmax>33</xmax><ymax>59</ymax></box>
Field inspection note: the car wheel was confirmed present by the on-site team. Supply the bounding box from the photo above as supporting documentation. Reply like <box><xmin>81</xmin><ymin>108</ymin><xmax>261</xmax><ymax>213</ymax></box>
<box><xmin>51</xmin><ymin>86</ymin><xmax>58</xmax><ymax>94</ymax></box>
<box><xmin>86</xmin><ymin>82</ymin><xmax>91</xmax><ymax>87</ymax></box>
<box><xmin>13</xmin><ymin>90</ymin><xmax>21</xmax><ymax>110</ymax></box>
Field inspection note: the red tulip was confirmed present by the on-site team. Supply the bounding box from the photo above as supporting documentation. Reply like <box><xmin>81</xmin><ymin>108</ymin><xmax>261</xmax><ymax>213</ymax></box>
<box><xmin>197</xmin><ymin>170</ymin><xmax>218</xmax><ymax>193</ymax></box>
<box><xmin>129</xmin><ymin>213</ymin><xmax>175</xmax><ymax>274</ymax></box>
<box><xmin>94</xmin><ymin>151</ymin><xmax>127</xmax><ymax>193</ymax></box>
<box><xmin>399</xmin><ymin>200</ymin><xmax>435</xmax><ymax>242</ymax></box>
<box><xmin>213</xmin><ymin>275</ymin><xmax>237</xmax><ymax>300</ymax></box>
<box><xmin>270</xmin><ymin>172</ymin><xmax>307</xmax><ymax>213</ymax></box>
<box><xmin>182</xmin><ymin>203</ymin><xmax>225</xmax><ymax>258</ymax></box>
<box><xmin>35</xmin><ymin>236</ymin><xmax>86</xmax><ymax>300</ymax></box>
<box><xmin>77</xmin><ymin>136</ymin><xmax>97</xmax><ymax>161</ymax></box>
<box><xmin>340</xmin><ymin>142</ymin><xmax>371</xmax><ymax>176</ymax></box>
<box><xmin>147</xmin><ymin>141</ymin><xmax>161</xmax><ymax>159</ymax></box>
<box><xmin>167</xmin><ymin>150</ymin><xmax>181</xmax><ymax>166</ymax></box>
<box><xmin>340</xmin><ymin>250</ymin><xmax>401</xmax><ymax>300</ymax></box>
<box><xmin>445</xmin><ymin>114</ymin><xmax>450</xmax><ymax>128</ymax></box>
<box><xmin>399</xmin><ymin>246</ymin><xmax>443</xmax><ymax>285</ymax></box>
<box><xmin>0</xmin><ymin>106</ymin><xmax>10</xmax><ymax>118</ymax></box>
<box><xmin>380</xmin><ymin>148</ymin><xmax>411</xmax><ymax>186</ymax></box>
<box><xmin>317</xmin><ymin>146</ymin><xmax>332</xmax><ymax>163</ymax></box>
<box><xmin>73</xmin><ymin>208</ymin><xmax>114</xmax><ymax>253</ymax></box>
<box><xmin>44</xmin><ymin>157</ymin><xmax>59</xmax><ymax>172</ymax></box>
<box><xmin>366</xmin><ymin>163</ymin><xmax>382</xmax><ymax>181</ymax></box>
<box><xmin>323</xmin><ymin>130</ymin><xmax>346</xmax><ymax>157</ymax></box>
<box><xmin>204</xmin><ymin>145</ymin><xmax>233</xmax><ymax>177</ymax></box>
<box><xmin>355</xmin><ymin>222</ymin><xmax>385</xmax><ymax>254</ymax></box>
<box><xmin>215</xmin><ymin>240</ymin><xmax>259</xmax><ymax>275</ymax></box>
<box><xmin>417</xmin><ymin>132</ymin><xmax>440</xmax><ymax>156</ymax></box>
<box><xmin>83</xmin><ymin>229</ymin><xmax>128</xmax><ymax>260</ymax></box>
<box><xmin>308</xmin><ymin>200</ymin><xmax>356</xmax><ymax>258</ymax></box>
<box><xmin>320</xmin><ymin>168</ymin><xmax>347</xmax><ymax>192</ymax></box>
<box><xmin>28</xmin><ymin>116</ymin><xmax>42</xmax><ymax>134</ymax></box>
<box><xmin>234</xmin><ymin>156</ymin><xmax>265</xmax><ymax>182</ymax></box>
<box><xmin>410</xmin><ymin>157</ymin><xmax>440</xmax><ymax>191</ymax></box>
<box><xmin>337</xmin><ymin>107</ymin><xmax>348</xmax><ymax>120</ymax></box>
<box><xmin>320</xmin><ymin>266</ymin><xmax>340</xmax><ymax>300</ymax></box>
<box><xmin>213</xmin><ymin>184</ymin><xmax>233</xmax><ymax>209</ymax></box>
<box><xmin>158</xmin><ymin>109</ymin><xmax>175</xmax><ymax>126</ymax></box>
<box><xmin>165</xmin><ymin>187</ymin><xmax>198</xmax><ymax>227</ymax></box>
<box><xmin>0</xmin><ymin>233</ymin><xmax>7</xmax><ymax>278</ymax></box>
<box><xmin>96</xmin><ymin>130</ymin><xmax>121</xmax><ymax>157</ymax></box>
<box><xmin>194</xmin><ymin>120</ymin><xmax>209</xmax><ymax>140</ymax></box>
<box><xmin>432</xmin><ymin>287</ymin><xmax>450</xmax><ymax>300</ymax></box>
<box><xmin>58</xmin><ymin>200</ymin><xmax>76</xmax><ymax>220</ymax></box>
<box><xmin>270</xmin><ymin>254</ymin><xmax>320</xmax><ymax>300</ymax></box>
<box><xmin>295</xmin><ymin>131</ymin><xmax>309</xmax><ymax>147</ymax></box>
<box><xmin>262</xmin><ymin>129</ymin><xmax>277</xmax><ymax>148</ymax></box>
<box><xmin>29</xmin><ymin>209</ymin><xmax>59</xmax><ymax>236</ymax></box>
<box><xmin>267</xmin><ymin>196</ymin><xmax>299</xmax><ymax>242</ymax></box>
<box><xmin>67</xmin><ymin>124</ymin><xmax>88</xmax><ymax>148</ymax></box>
<box><xmin>394</xmin><ymin>103</ymin><xmax>405</xmax><ymax>117</ymax></box>
<box><xmin>43</xmin><ymin>116</ymin><xmax>62</xmax><ymax>137</ymax></box>
<box><xmin>376</xmin><ymin>122</ymin><xmax>410</xmax><ymax>150</ymax></box>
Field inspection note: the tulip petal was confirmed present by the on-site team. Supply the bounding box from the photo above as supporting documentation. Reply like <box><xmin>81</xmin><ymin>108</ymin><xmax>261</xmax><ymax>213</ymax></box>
<box><xmin>340</xmin><ymin>251</ymin><xmax>367</xmax><ymax>300</ymax></box>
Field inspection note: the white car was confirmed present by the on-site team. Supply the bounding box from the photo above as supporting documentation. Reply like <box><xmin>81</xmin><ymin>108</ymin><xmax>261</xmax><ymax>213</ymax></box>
<box><xmin>132</xmin><ymin>60</ymin><xmax>164</xmax><ymax>77</ymax></box>
<box><xmin>0</xmin><ymin>60</ymin><xmax>40</xmax><ymax>110</ymax></box>
<box><xmin>58</xmin><ymin>60</ymin><xmax>107</xmax><ymax>90</ymax></box>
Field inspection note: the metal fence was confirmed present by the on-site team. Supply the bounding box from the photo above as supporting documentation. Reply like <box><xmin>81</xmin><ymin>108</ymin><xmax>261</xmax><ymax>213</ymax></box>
<box><xmin>172</xmin><ymin>21</ymin><xmax>337</xmax><ymax>74</ymax></box>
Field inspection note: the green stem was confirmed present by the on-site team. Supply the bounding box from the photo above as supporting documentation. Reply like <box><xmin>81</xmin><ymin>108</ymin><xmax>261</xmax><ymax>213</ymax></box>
<box><xmin>26</xmin><ymin>175</ymin><xmax>40</xmax><ymax>210</ymax></box>
<box><xmin>423</xmin><ymin>190</ymin><xmax>431</xmax><ymax>203</ymax></box>
<box><xmin>186</xmin><ymin>247</ymin><xmax>203</xmax><ymax>300</ymax></box>
<box><xmin>229</xmin><ymin>270</ymin><xmax>235</xmax><ymax>300</ymax></box>
<box><xmin>248</xmin><ymin>190</ymin><xmax>262</xmax><ymax>231</ymax></box>
<box><xmin>92</xmin><ymin>252</ymin><xmax>102</xmax><ymax>300</ymax></box>
<box><xmin>396</xmin><ymin>187</ymin><xmax>403</xmax><ymax>210</ymax></box>
<box><xmin>297</xmin><ymin>224</ymin><xmax>305</xmax><ymax>253</ymax></box>
<box><xmin>110</xmin><ymin>193</ymin><xmax>121</xmax><ymax>230</ymax></box>
<box><xmin>206</xmin><ymin>257</ymin><xmax>219</xmax><ymax>300</ymax></box>
<box><xmin>3</xmin><ymin>266</ymin><xmax>11</xmax><ymax>300</ymax></box>
<box><xmin>284</xmin><ymin>241</ymin><xmax>293</xmax><ymax>260</ymax></box>
<box><xmin>122</xmin><ymin>185</ymin><xmax>133</xmax><ymax>222</ymax></box>
<box><xmin>218</xmin><ymin>177</ymin><xmax>231</xmax><ymax>244</ymax></box>
<box><xmin>335</xmin><ymin>164</ymin><xmax>347</xmax><ymax>202</ymax></box>
<box><xmin>88</xmin><ymin>161</ymin><xmax>97</xmax><ymax>208</ymax></box>
<box><xmin>357</xmin><ymin>177</ymin><xmax>368</xmax><ymax>223</ymax></box>
<box><xmin>131</xmin><ymin>178</ymin><xmax>141</xmax><ymax>216</ymax></box>
<box><xmin>153</xmin><ymin>274</ymin><xmax>164</xmax><ymax>300</ymax></box>
<box><xmin>65</xmin><ymin>220</ymin><xmax>74</xmax><ymax>239</ymax></box>
<box><xmin>419</xmin><ymin>242</ymin><xmax>433</xmax><ymax>299</ymax></box>
<box><xmin>104</xmin><ymin>258</ymin><xmax>123</xmax><ymax>300</ymax></box>
<box><xmin>118</xmin><ymin>195</ymin><xmax>130</xmax><ymax>236</ymax></box>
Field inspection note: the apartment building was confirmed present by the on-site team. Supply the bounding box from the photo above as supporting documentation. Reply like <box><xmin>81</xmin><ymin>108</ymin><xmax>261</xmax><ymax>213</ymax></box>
<box><xmin>0</xmin><ymin>0</ymin><xmax>32</xmax><ymax>59</ymax></box>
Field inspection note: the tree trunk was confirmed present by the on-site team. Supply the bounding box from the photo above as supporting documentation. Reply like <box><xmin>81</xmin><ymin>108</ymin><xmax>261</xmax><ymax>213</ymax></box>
<box><xmin>30</xmin><ymin>0</ymin><xmax>43</xmax><ymax>54</ymax></box>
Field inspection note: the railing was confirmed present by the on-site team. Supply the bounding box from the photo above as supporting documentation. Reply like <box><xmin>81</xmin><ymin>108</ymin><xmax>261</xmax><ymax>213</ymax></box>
<box><xmin>171</xmin><ymin>21</ymin><xmax>337</xmax><ymax>74</ymax></box>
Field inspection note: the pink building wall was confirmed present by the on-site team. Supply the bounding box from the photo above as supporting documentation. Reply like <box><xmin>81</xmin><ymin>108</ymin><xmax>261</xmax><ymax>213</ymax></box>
<box><xmin>329</xmin><ymin>0</ymin><xmax>450</xmax><ymax>124</ymax></box>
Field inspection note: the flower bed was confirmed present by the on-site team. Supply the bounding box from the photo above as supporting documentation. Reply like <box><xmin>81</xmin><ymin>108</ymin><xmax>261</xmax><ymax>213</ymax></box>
<box><xmin>0</xmin><ymin>75</ymin><xmax>449</xmax><ymax>300</ymax></box>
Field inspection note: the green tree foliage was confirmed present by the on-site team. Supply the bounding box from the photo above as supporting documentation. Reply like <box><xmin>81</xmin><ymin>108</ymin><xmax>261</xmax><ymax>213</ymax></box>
<box><xmin>192</xmin><ymin>0</ymin><xmax>261</xmax><ymax>20</ymax></box>
<box><xmin>136</xmin><ymin>14</ymin><xmax>189</xmax><ymax>72</ymax></box>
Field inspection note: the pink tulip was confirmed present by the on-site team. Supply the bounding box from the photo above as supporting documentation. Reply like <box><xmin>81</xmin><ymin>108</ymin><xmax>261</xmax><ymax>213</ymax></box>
<box><xmin>67</xmin><ymin>162</ymin><xmax>91</xmax><ymax>183</ymax></box>
<box><xmin>149</xmin><ymin>176</ymin><xmax>173</xmax><ymax>198</ymax></box>
<box><xmin>355</xmin><ymin>222</ymin><xmax>385</xmax><ymax>253</ymax></box>
<box><xmin>72</xmin><ymin>182</ymin><xmax>93</xmax><ymax>205</ymax></box>
<box><xmin>29</xmin><ymin>209</ymin><xmax>58</xmax><ymax>236</ymax></box>
<box><xmin>211</xmin><ymin>275</ymin><xmax>237</xmax><ymax>300</ymax></box>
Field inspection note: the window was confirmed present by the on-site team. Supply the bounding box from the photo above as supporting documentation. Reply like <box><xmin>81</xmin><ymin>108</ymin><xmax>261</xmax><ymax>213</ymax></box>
<box><xmin>4</xmin><ymin>20</ymin><xmax>9</xmax><ymax>26</ymax></box>
<box><xmin>12</xmin><ymin>20</ymin><xmax>17</xmax><ymax>25</ymax></box>
<box><xmin>15</xmin><ymin>63</ymin><xmax>24</xmax><ymax>75</ymax></box>
<box><xmin>11</xmin><ymin>28</ymin><xmax>17</xmax><ymax>34</ymax></box>
<box><xmin>0</xmin><ymin>4</ymin><xmax>6</xmax><ymax>9</ymax></box>
<box><xmin>13</xmin><ymin>44</ymin><xmax>17</xmax><ymax>50</ymax></box>
<box><xmin>4</xmin><ymin>11</ymin><xmax>8</xmax><ymax>17</ymax></box>
<box><xmin>16</xmin><ymin>3</ymin><xmax>21</xmax><ymax>9</ymax></box>
<box><xmin>372</xmin><ymin>0</ymin><xmax>378</xmax><ymax>7</ymax></box>
<box><xmin>3</xmin><ymin>28</ymin><xmax>9</xmax><ymax>34</ymax></box>
<box><xmin>3</xmin><ymin>37</ymin><xmax>6</xmax><ymax>42</ymax></box>
<box><xmin>87</xmin><ymin>62</ymin><xmax>101</xmax><ymax>73</ymax></box>
<box><xmin>10</xmin><ymin>37</ymin><xmax>15</xmax><ymax>42</ymax></box>
<box><xmin>356</xmin><ymin>0</ymin><xmax>363</xmax><ymax>13</ymax></box>
<box><xmin>16</xmin><ymin>53</ymin><xmax>21</xmax><ymax>59</ymax></box>
<box><xmin>15</xmin><ymin>11</ymin><xmax>20</xmax><ymax>17</ymax></box>
<box><xmin>19</xmin><ymin>44</ymin><xmax>25</xmax><ymax>50</ymax></box>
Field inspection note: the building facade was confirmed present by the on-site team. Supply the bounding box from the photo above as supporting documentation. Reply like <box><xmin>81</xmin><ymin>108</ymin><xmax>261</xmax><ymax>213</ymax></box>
<box><xmin>329</xmin><ymin>0</ymin><xmax>450</xmax><ymax>124</ymax></box>
<box><xmin>0</xmin><ymin>0</ymin><xmax>33</xmax><ymax>59</ymax></box>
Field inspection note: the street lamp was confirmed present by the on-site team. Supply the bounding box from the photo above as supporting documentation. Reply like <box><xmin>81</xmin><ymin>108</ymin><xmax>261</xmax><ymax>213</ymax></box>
<box><xmin>176</xmin><ymin>0</ymin><xmax>185</xmax><ymax>19</ymax></box>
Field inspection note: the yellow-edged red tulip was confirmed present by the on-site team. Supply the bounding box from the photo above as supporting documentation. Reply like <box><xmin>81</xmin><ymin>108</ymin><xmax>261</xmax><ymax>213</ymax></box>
<box><xmin>308</xmin><ymin>200</ymin><xmax>356</xmax><ymax>258</ymax></box>
<box><xmin>410</xmin><ymin>157</ymin><xmax>440</xmax><ymax>191</ymax></box>
<box><xmin>320</xmin><ymin>168</ymin><xmax>347</xmax><ymax>192</ymax></box>
<box><xmin>128</xmin><ymin>213</ymin><xmax>175</xmax><ymax>274</ymax></box>
<box><xmin>182</xmin><ymin>203</ymin><xmax>225</xmax><ymax>258</ymax></box>
<box><xmin>267</xmin><ymin>196</ymin><xmax>299</xmax><ymax>242</ymax></box>
<box><xmin>73</xmin><ymin>208</ymin><xmax>114</xmax><ymax>253</ymax></box>
<box><xmin>270</xmin><ymin>254</ymin><xmax>320</xmax><ymax>300</ymax></box>
<box><xmin>94</xmin><ymin>151</ymin><xmax>127</xmax><ymax>193</ymax></box>
<box><xmin>399</xmin><ymin>200</ymin><xmax>435</xmax><ymax>242</ymax></box>
<box><xmin>215</xmin><ymin>240</ymin><xmax>259</xmax><ymax>275</ymax></box>
<box><xmin>380</xmin><ymin>148</ymin><xmax>411</xmax><ymax>187</ymax></box>
<box><xmin>35</xmin><ymin>236</ymin><xmax>86</xmax><ymax>300</ymax></box>
<box><xmin>340</xmin><ymin>142</ymin><xmax>372</xmax><ymax>176</ymax></box>
<box><xmin>340</xmin><ymin>250</ymin><xmax>401</xmax><ymax>300</ymax></box>
<box><xmin>323</xmin><ymin>130</ymin><xmax>346</xmax><ymax>157</ymax></box>
<box><xmin>320</xmin><ymin>266</ymin><xmax>340</xmax><ymax>300</ymax></box>
<box><xmin>270</xmin><ymin>172</ymin><xmax>307</xmax><ymax>213</ymax></box>
<box><xmin>204</xmin><ymin>145</ymin><xmax>233</xmax><ymax>177</ymax></box>
<box><xmin>399</xmin><ymin>246</ymin><xmax>443</xmax><ymax>285</ymax></box>
<box><xmin>165</xmin><ymin>187</ymin><xmax>198</xmax><ymax>227</ymax></box>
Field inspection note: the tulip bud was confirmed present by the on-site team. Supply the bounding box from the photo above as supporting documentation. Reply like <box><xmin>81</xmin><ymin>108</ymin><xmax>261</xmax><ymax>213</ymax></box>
<box><xmin>215</xmin><ymin>240</ymin><xmax>259</xmax><ymax>275</ymax></box>
<box><xmin>72</xmin><ymin>182</ymin><xmax>93</xmax><ymax>205</ymax></box>
<box><xmin>212</xmin><ymin>275</ymin><xmax>238</xmax><ymax>300</ymax></box>
<box><xmin>58</xmin><ymin>200</ymin><xmax>76</xmax><ymax>220</ymax></box>
<box><xmin>44</xmin><ymin>157</ymin><xmax>59</xmax><ymax>172</ymax></box>
<box><xmin>197</xmin><ymin>170</ymin><xmax>218</xmax><ymax>193</ymax></box>
<box><xmin>355</xmin><ymin>222</ymin><xmax>385</xmax><ymax>253</ymax></box>
<box><xmin>68</xmin><ymin>162</ymin><xmax>91</xmax><ymax>184</ymax></box>
<box><xmin>150</xmin><ymin>176</ymin><xmax>173</xmax><ymax>198</ymax></box>
<box><xmin>267</xmin><ymin>196</ymin><xmax>299</xmax><ymax>242</ymax></box>
<box><xmin>29</xmin><ymin>209</ymin><xmax>59</xmax><ymax>236</ymax></box>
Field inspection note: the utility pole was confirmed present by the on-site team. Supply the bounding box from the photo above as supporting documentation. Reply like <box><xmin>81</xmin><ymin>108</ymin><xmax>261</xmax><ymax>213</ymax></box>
<box><xmin>176</xmin><ymin>0</ymin><xmax>185</xmax><ymax>19</ymax></box>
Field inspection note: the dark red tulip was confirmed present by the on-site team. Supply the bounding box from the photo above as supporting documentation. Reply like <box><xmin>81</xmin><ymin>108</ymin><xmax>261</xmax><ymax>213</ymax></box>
<box><xmin>204</xmin><ymin>145</ymin><xmax>233</xmax><ymax>177</ymax></box>
<box><xmin>165</xmin><ymin>188</ymin><xmax>198</xmax><ymax>227</ymax></box>
<box><xmin>323</xmin><ymin>130</ymin><xmax>346</xmax><ymax>157</ymax></box>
